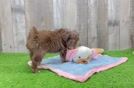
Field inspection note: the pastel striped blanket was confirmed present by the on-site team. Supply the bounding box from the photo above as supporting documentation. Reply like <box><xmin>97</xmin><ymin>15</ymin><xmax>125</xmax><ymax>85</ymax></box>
<box><xmin>28</xmin><ymin>55</ymin><xmax>127</xmax><ymax>82</ymax></box>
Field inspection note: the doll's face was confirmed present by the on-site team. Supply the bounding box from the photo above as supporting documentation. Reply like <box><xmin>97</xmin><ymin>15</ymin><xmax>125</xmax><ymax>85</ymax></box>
<box><xmin>77</xmin><ymin>56</ymin><xmax>89</xmax><ymax>64</ymax></box>
<box><xmin>75</xmin><ymin>54</ymin><xmax>92</xmax><ymax>64</ymax></box>
<box><xmin>73</xmin><ymin>46</ymin><xmax>93</xmax><ymax>64</ymax></box>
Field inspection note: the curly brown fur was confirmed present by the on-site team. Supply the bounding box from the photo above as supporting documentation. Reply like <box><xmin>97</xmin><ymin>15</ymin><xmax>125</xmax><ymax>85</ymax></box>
<box><xmin>26</xmin><ymin>27</ymin><xmax>79</xmax><ymax>73</ymax></box>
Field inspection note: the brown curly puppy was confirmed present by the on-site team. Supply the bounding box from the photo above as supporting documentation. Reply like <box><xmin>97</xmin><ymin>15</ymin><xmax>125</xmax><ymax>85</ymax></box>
<box><xmin>26</xmin><ymin>27</ymin><xmax>79</xmax><ymax>73</ymax></box>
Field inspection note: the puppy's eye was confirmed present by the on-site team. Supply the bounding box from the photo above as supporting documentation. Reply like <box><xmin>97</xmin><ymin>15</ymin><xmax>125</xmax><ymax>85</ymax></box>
<box><xmin>79</xmin><ymin>56</ymin><xmax>81</xmax><ymax>58</ymax></box>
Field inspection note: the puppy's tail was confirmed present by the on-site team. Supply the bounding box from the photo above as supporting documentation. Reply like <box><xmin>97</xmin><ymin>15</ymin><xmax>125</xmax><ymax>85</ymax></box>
<box><xmin>30</xmin><ymin>26</ymin><xmax>38</xmax><ymax>35</ymax></box>
<box><xmin>28</xmin><ymin>26</ymin><xmax>38</xmax><ymax>38</ymax></box>
<box><xmin>26</xmin><ymin>26</ymin><xmax>39</xmax><ymax>49</ymax></box>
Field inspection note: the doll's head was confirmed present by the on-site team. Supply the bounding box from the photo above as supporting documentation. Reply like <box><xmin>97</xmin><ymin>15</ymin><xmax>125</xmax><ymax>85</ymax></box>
<box><xmin>66</xmin><ymin>46</ymin><xmax>104</xmax><ymax>64</ymax></box>
<box><xmin>66</xmin><ymin>46</ymin><xmax>92</xmax><ymax>64</ymax></box>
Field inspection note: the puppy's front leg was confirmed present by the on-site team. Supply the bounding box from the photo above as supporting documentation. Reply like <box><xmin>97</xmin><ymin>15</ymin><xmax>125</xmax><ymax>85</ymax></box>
<box><xmin>60</xmin><ymin>49</ymin><xmax>67</xmax><ymax>62</ymax></box>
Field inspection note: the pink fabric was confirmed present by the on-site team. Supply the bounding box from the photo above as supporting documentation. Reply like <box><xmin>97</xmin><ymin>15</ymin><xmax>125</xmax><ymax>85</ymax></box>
<box><xmin>91</xmin><ymin>49</ymin><xmax>101</xmax><ymax>58</ymax></box>
<box><xmin>66</xmin><ymin>49</ymin><xmax>78</xmax><ymax>61</ymax></box>
<box><xmin>36</xmin><ymin>57</ymin><xmax>128</xmax><ymax>82</ymax></box>
<box><xmin>65</xmin><ymin>48</ymin><xmax>101</xmax><ymax>62</ymax></box>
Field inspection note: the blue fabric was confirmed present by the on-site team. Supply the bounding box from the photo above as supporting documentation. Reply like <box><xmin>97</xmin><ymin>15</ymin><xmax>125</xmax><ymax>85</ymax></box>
<box><xmin>41</xmin><ymin>55</ymin><xmax>122</xmax><ymax>76</ymax></box>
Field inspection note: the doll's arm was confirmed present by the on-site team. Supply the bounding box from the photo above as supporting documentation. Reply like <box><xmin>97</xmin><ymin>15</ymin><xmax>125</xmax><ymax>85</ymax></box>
<box><xmin>91</xmin><ymin>48</ymin><xmax>104</xmax><ymax>58</ymax></box>
<box><xmin>92</xmin><ymin>48</ymin><xmax>104</xmax><ymax>54</ymax></box>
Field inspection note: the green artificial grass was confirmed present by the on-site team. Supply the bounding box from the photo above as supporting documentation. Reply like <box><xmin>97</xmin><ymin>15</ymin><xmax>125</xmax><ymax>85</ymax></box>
<box><xmin>0</xmin><ymin>49</ymin><xmax>134</xmax><ymax>88</ymax></box>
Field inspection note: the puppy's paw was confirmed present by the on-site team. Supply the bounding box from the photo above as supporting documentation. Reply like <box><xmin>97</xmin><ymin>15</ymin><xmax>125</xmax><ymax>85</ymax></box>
<box><xmin>32</xmin><ymin>68</ymin><xmax>38</xmax><ymax>73</ymax></box>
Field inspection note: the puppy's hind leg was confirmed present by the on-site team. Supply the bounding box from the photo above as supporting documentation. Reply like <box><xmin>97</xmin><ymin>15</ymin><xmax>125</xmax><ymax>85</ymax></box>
<box><xmin>32</xmin><ymin>50</ymin><xmax>45</xmax><ymax>73</ymax></box>
<box><xmin>29</xmin><ymin>51</ymin><xmax>33</xmax><ymax>60</ymax></box>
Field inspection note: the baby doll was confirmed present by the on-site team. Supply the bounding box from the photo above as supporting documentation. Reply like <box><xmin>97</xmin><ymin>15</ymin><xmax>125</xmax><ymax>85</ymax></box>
<box><xmin>65</xmin><ymin>46</ymin><xmax>104</xmax><ymax>64</ymax></box>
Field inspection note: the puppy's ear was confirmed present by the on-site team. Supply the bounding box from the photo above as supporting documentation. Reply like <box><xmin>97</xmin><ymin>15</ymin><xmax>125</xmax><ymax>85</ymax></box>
<box><xmin>73</xmin><ymin>30</ymin><xmax>79</xmax><ymax>37</ymax></box>
<box><xmin>63</xmin><ymin>33</ymin><xmax>71</xmax><ymax>42</ymax></box>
